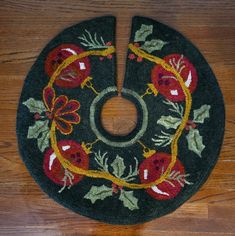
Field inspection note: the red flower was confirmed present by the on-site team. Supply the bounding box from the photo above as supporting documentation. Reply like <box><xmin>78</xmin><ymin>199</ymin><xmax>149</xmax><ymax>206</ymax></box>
<box><xmin>43</xmin><ymin>87</ymin><xmax>80</xmax><ymax>135</ymax></box>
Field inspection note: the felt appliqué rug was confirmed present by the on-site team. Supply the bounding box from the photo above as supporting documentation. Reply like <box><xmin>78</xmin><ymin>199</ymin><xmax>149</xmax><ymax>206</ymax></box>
<box><xmin>16</xmin><ymin>16</ymin><xmax>225</xmax><ymax>225</ymax></box>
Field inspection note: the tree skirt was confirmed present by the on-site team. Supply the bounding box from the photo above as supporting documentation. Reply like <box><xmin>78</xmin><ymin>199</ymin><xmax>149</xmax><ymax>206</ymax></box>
<box><xmin>16</xmin><ymin>16</ymin><xmax>225</xmax><ymax>224</ymax></box>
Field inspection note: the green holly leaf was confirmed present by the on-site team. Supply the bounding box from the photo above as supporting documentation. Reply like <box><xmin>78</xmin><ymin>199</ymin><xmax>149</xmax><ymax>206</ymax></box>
<box><xmin>141</xmin><ymin>39</ymin><xmax>168</xmax><ymax>53</ymax></box>
<box><xmin>37</xmin><ymin>129</ymin><xmax>50</xmax><ymax>152</ymax></box>
<box><xmin>186</xmin><ymin>128</ymin><xmax>205</xmax><ymax>157</ymax></box>
<box><xmin>27</xmin><ymin>120</ymin><xmax>49</xmax><ymax>139</ymax></box>
<box><xmin>134</xmin><ymin>24</ymin><xmax>153</xmax><ymax>42</ymax></box>
<box><xmin>157</xmin><ymin>115</ymin><xmax>181</xmax><ymax>129</ymax></box>
<box><xmin>23</xmin><ymin>98</ymin><xmax>47</xmax><ymax>114</ymax></box>
<box><xmin>119</xmin><ymin>190</ymin><xmax>139</xmax><ymax>211</ymax></box>
<box><xmin>84</xmin><ymin>185</ymin><xmax>113</xmax><ymax>204</ymax></box>
<box><xmin>111</xmin><ymin>155</ymin><xmax>125</xmax><ymax>178</ymax></box>
<box><xmin>193</xmin><ymin>105</ymin><xmax>211</xmax><ymax>123</ymax></box>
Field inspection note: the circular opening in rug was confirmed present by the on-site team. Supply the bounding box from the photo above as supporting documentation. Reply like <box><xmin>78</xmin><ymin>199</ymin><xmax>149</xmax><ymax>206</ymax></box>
<box><xmin>101</xmin><ymin>96</ymin><xmax>137</xmax><ymax>136</ymax></box>
<box><xmin>89</xmin><ymin>86</ymin><xmax>148</xmax><ymax>147</ymax></box>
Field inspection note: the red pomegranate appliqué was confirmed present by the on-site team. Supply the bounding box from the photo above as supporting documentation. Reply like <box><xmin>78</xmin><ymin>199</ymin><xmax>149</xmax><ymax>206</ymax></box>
<box><xmin>45</xmin><ymin>44</ymin><xmax>91</xmax><ymax>88</ymax></box>
<box><xmin>43</xmin><ymin>140</ymin><xmax>89</xmax><ymax>188</ymax></box>
<box><xmin>139</xmin><ymin>153</ymin><xmax>185</xmax><ymax>200</ymax></box>
<box><xmin>151</xmin><ymin>54</ymin><xmax>198</xmax><ymax>102</ymax></box>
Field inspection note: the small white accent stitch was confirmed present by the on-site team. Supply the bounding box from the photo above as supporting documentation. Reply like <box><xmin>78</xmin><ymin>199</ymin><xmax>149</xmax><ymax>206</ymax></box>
<box><xmin>144</xmin><ymin>169</ymin><xmax>148</xmax><ymax>180</ymax></box>
<box><xmin>151</xmin><ymin>186</ymin><xmax>170</xmax><ymax>196</ymax></box>
<box><xmin>79</xmin><ymin>62</ymin><xmax>86</xmax><ymax>70</ymax></box>
<box><xmin>184</xmin><ymin>71</ymin><xmax>192</xmax><ymax>88</ymax></box>
<box><xmin>61</xmin><ymin>48</ymin><xmax>77</xmax><ymax>55</ymax></box>
<box><xmin>170</xmin><ymin>89</ymin><xmax>179</xmax><ymax>95</ymax></box>
<box><xmin>62</xmin><ymin>145</ymin><xmax>71</xmax><ymax>151</ymax></box>
<box><xmin>49</xmin><ymin>153</ymin><xmax>57</xmax><ymax>170</ymax></box>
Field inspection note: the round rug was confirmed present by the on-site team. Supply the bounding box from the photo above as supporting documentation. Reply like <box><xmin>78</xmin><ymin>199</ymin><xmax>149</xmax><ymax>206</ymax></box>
<box><xmin>16</xmin><ymin>16</ymin><xmax>225</xmax><ymax>224</ymax></box>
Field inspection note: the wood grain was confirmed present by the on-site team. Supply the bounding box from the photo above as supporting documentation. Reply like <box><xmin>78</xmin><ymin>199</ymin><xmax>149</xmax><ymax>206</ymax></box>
<box><xmin>0</xmin><ymin>0</ymin><xmax>235</xmax><ymax>235</ymax></box>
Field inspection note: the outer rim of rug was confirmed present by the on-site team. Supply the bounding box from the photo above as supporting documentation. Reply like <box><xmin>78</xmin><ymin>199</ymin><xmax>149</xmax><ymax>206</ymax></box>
<box><xmin>15</xmin><ymin>15</ymin><xmax>225</xmax><ymax>225</ymax></box>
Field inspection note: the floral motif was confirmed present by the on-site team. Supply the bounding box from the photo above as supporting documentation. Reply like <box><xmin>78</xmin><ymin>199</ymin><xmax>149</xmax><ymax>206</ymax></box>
<box><xmin>43</xmin><ymin>86</ymin><xmax>80</xmax><ymax>135</ymax></box>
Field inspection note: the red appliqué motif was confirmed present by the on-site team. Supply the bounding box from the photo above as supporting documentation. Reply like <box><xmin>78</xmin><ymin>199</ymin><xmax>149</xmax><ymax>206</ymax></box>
<box><xmin>139</xmin><ymin>153</ymin><xmax>185</xmax><ymax>200</ymax></box>
<box><xmin>45</xmin><ymin>44</ymin><xmax>91</xmax><ymax>88</ymax></box>
<box><xmin>43</xmin><ymin>140</ymin><xmax>89</xmax><ymax>187</ymax></box>
<box><xmin>151</xmin><ymin>54</ymin><xmax>198</xmax><ymax>102</ymax></box>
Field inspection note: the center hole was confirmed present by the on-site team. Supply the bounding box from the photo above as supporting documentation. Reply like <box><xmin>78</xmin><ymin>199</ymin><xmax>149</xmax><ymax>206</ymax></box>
<box><xmin>101</xmin><ymin>96</ymin><xmax>137</xmax><ymax>136</ymax></box>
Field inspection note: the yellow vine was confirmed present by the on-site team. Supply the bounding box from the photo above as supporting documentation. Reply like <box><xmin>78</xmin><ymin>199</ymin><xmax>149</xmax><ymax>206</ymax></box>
<box><xmin>48</xmin><ymin>44</ymin><xmax>192</xmax><ymax>189</ymax></box>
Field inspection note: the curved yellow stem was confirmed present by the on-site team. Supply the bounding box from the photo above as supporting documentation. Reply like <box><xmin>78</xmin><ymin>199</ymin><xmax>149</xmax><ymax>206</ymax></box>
<box><xmin>47</xmin><ymin>47</ymin><xmax>115</xmax><ymax>87</ymax></box>
<box><xmin>48</xmin><ymin>45</ymin><xmax>192</xmax><ymax>189</ymax></box>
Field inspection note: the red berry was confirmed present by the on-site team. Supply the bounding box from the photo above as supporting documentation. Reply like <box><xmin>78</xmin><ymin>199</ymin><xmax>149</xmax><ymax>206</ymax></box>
<box><xmin>128</xmin><ymin>54</ymin><xmax>136</xmax><ymax>60</ymax></box>
<box><xmin>105</xmin><ymin>41</ymin><xmax>112</xmax><ymax>46</ymax></box>
<box><xmin>139</xmin><ymin>153</ymin><xmax>185</xmax><ymax>200</ymax></box>
<box><xmin>45</xmin><ymin>111</ymin><xmax>53</xmax><ymax>119</ymax></box>
<box><xmin>34</xmin><ymin>113</ymin><xmax>41</xmax><ymax>120</ymax></box>
<box><xmin>43</xmin><ymin>140</ymin><xmax>89</xmax><ymax>186</ymax></box>
<box><xmin>137</xmin><ymin>56</ymin><xmax>143</xmax><ymax>62</ymax></box>
<box><xmin>134</xmin><ymin>43</ymin><xmax>140</xmax><ymax>47</ymax></box>
<box><xmin>99</xmin><ymin>57</ymin><xmax>104</xmax><ymax>61</ymax></box>
<box><xmin>151</xmin><ymin>54</ymin><xmax>198</xmax><ymax>102</ymax></box>
<box><xmin>107</xmin><ymin>54</ymin><xmax>113</xmax><ymax>59</ymax></box>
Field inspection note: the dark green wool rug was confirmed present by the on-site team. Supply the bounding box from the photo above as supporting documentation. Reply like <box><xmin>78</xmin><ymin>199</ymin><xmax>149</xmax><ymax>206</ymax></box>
<box><xmin>16</xmin><ymin>16</ymin><xmax>225</xmax><ymax>225</ymax></box>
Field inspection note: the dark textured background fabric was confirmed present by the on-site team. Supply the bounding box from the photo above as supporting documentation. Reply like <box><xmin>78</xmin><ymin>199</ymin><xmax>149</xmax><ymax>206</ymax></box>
<box><xmin>16</xmin><ymin>16</ymin><xmax>225</xmax><ymax>224</ymax></box>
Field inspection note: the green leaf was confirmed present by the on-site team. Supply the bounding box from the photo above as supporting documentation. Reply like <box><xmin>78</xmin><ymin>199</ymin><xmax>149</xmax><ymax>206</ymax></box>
<box><xmin>141</xmin><ymin>39</ymin><xmax>168</xmax><ymax>53</ymax></box>
<box><xmin>111</xmin><ymin>155</ymin><xmax>126</xmax><ymax>178</ymax></box>
<box><xmin>27</xmin><ymin>120</ymin><xmax>49</xmax><ymax>139</ymax></box>
<box><xmin>186</xmin><ymin>128</ymin><xmax>205</xmax><ymax>157</ymax></box>
<box><xmin>157</xmin><ymin>116</ymin><xmax>181</xmax><ymax>129</ymax></box>
<box><xmin>134</xmin><ymin>24</ymin><xmax>153</xmax><ymax>42</ymax></box>
<box><xmin>119</xmin><ymin>190</ymin><xmax>139</xmax><ymax>211</ymax></box>
<box><xmin>23</xmin><ymin>98</ymin><xmax>47</xmax><ymax>114</ymax></box>
<box><xmin>193</xmin><ymin>105</ymin><xmax>211</xmax><ymax>123</ymax></box>
<box><xmin>84</xmin><ymin>185</ymin><xmax>113</xmax><ymax>204</ymax></box>
<box><xmin>37</xmin><ymin>130</ymin><xmax>50</xmax><ymax>152</ymax></box>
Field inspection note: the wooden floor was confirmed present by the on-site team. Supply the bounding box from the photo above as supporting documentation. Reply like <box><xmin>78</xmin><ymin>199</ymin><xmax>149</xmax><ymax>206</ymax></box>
<box><xmin>0</xmin><ymin>1</ymin><xmax>235</xmax><ymax>235</ymax></box>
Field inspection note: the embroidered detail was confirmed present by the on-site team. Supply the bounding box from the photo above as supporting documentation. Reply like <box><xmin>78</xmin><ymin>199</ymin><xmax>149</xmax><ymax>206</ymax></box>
<box><xmin>141</xmin><ymin>39</ymin><xmax>168</xmax><ymax>53</ymax></box>
<box><xmin>23</xmin><ymin>26</ymin><xmax>194</xmax><ymax>197</ymax></box>
<box><xmin>49</xmin><ymin>42</ymin><xmax>192</xmax><ymax>190</ymax></box>
<box><xmin>186</xmin><ymin>129</ymin><xmax>205</xmax><ymax>157</ymax></box>
<box><xmin>134</xmin><ymin>24</ymin><xmax>153</xmax><ymax>42</ymax></box>
<box><xmin>23</xmin><ymin>98</ymin><xmax>50</xmax><ymax>152</ymax></box>
<box><xmin>139</xmin><ymin>152</ymin><xmax>193</xmax><ymax>200</ymax></box>
<box><xmin>78</xmin><ymin>30</ymin><xmax>113</xmax><ymax>50</ymax></box>
<box><xmin>89</xmin><ymin>87</ymin><xmax>148</xmax><ymax>147</ymax></box>
<box><xmin>93</xmin><ymin>151</ymin><xmax>139</xmax><ymax>182</ymax></box>
<box><xmin>133</xmin><ymin>24</ymin><xmax>168</xmax><ymax>54</ymax></box>
<box><xmin>84</xmin><ymin>185</ymin><xmax>113</xmax><ymax>203</ymax></box>
<box><xmin>45</xmin><ymin>44</ymin><xmax>91</xmax><ymax>89</ymax></box>
<box><xmin>43</xmin><ymin>140</ymin><xmax>89</xmax><ymax>192</ymax></box>
<box><xmin>84</xmin><ymin>151</ymin><xmax>139</xmax><ymax>210</ymax></box>
<box><xmin>151</xmin><ymin>54</ymin><xmax>198</xmax><ymax>102</ymax></box>
<box><xmin>152</xmin><ymin>100</ymin><xmax>211</xmax><ymax>157</ymax></box>
<box><xmin>43</xmin><ymin>87</ymin><xmax>80</xmax><ymax>135</ymax></box>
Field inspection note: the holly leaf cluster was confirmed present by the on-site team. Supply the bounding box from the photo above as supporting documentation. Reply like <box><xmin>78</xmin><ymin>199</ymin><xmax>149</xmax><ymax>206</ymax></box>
<box><xmin>152</xmin><ymin>100</ymin><xmax>211</xmax><ymax>157</ymax></box>
<box><xmin>84</xmin><ymin>152</ymin><xmax>139</xmax><ymax>211</ymax></box>
<box><xmin>134</xmin><ymin>24</ymin><xmax>168</xmax><ymax>53</ymax></box>
<box><xmin>23</xmin><ymin>98</ymin><xmax>50</xmax><ymax>152</ymax></box>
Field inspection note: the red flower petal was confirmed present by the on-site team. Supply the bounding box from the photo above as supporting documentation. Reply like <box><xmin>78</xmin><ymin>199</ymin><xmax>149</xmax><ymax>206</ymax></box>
<box><xmin>59</xmin><ymin>113</ymin><xmax>80</xmax><ymax>124</ymax></box>
<box><xmin>55</xmin><ymin>118</ymin><xmax>73</xmax><ymax>135</ymax></box>
<box><xmin>53</xmin><ymin>95</ymin><xmax>68</xmax><ymax>115</ymax></box>
<box><xmin>43</xmin><ymin>87</ymin><xmax>55</xmax><ymax>111</ymax></box>
<box><xmin>58</xmin><ymin>100</ymin><xmax>80</xmax><ymax>115</ymax></box>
